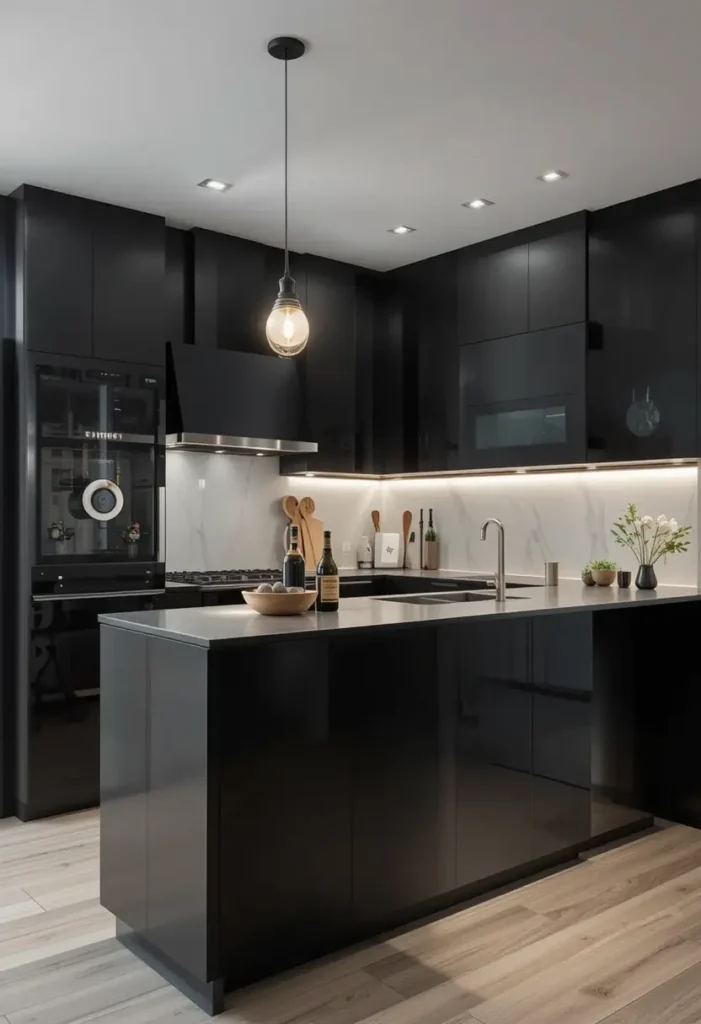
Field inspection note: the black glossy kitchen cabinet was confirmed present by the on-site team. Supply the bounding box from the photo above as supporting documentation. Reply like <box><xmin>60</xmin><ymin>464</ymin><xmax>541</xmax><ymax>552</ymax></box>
<box><xmin>166</xmin><ymin>228</ymin><xmax>193</xmax><ymax>347</ymax></box>
<box><xmin>459</xmin><ymin>323</ymin><xmax>587</xmax><ymax>468</ymax></box>
<box><xmin>454</xmin><ymin>614</ymin><xmax>608</xmax><ymax>884</ymax></box>
<box><xmin>460</xmin><ymin>243</ymin><xmax>529</xmax><ymax>344</ymax></box>
<box><xmin>334</xmin><ymin>628</ymin><xmax>456</xmax><ymax>923</ymax></box>
<box><xmin>588</xmin><ymin>183</ymin><xmax>699</xmax><ymax>461</ymax></box>
<box><xmin>13</xmin><ymin>186</ymin><xmax>167</xmax><ymax>365</ymax></box>
<box><xmin>397</xmin><ymin>253</ymin><xmax>459</xmax><ymax>472</ymax></box>
<box><xmin>192</xmin><ymin>228</ymin><xmax>305</xmax><ymax>356</ymax></box>
<box><xmin>454</xmin><ymin>618</ymin><xmax>533</xmax><ymax>883</ymax></box>
<box><xmin>458</xmin><ymin>213</ymin><xmax>587</xmax><ymax>345</ymax></box>
<box><xmin>93</xmin><ymin>203</ymin><xmax>166</xmax><ymax>365</ymax></box>
<box><xmin>218</xmin><ymin>639</ymin><xmax>352</xmax><ymax>983</ymax></box>
<box><xmin>294</xmin><ymin>255</ymin><xmax>358</xmax><ymax>473</ymax></box>
<box><xmin>14</xmin><ymin>186</ymin><xmax>93</xmax><ymax>357</ymax></box>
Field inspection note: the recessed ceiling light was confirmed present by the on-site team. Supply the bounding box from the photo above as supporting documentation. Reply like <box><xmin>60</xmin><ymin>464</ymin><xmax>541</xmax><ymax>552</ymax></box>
<box><xmin>538</xmin><ymin>170</ymin><xmax>568</xmax><ymax>183</ymax></box>
<box><xmin>462</xmin><ymin>198</ymin><xmax>494</xmax><ymax>210</ymax></box>
<box><xmin>255</xmin><ymin>452</ymin><xmax>265</xmax><ymax>457</ymax></box>
<box><xmin>197</xmin><ymin>178</ymin><xmax>233</xmax><ymax>192</ymax></box>
<box><xmin>214</xmin><ymin>449</ymin><xmax>226</xmax><ymax>454</ymax></box>
<box><xmin>388</xmin><ymin>225</ymin><xmax>416</xmax><ymax>235</ymax></box>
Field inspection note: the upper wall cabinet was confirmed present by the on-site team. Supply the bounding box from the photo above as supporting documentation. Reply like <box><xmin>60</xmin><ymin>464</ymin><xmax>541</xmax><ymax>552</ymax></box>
<box><xmin>588</xmin><ymin>184</ymin><xmax>699</xmax><ymax>461</ymax></box>
<box><xmin>165</xmin><ymin>228</ymin><xmax>193</xmax><ymax>347</ymax></box>
<box><xmin>294</xmin><ymin>254</ymin><xmax>357</xmax><ymax>473</ymax></box>
<box><xmin>92</xmin><ymin>203</ymin><xmax>166</xmax><ymax>365</ymax></box>
<box><xmin>395</xmin><ymin>254</ymin><xmax>459</xmax><ymax>473</ymax></box>
<box><xmin>15</xmin><ymin>187</ymin><xmax>93</xmax><ymax>357</ymax></box>
<box><xmin>192</xmin><ymin>228</ymin><xmax>305</xmax><ymax>356</ymax></box>
<box><xmin>0</xmin><ymin>195</ymin><xmax>11</xmax><ymax>340</ymax></box>
<box><xmin>13</xmin><ymin>186</ymin><xmax>166</xmax><ymax>366</ymax></box>
<box><xmin>459</xmin><ymin>213</ymin><xmax>587</xmax><ymax>344</ymax></box>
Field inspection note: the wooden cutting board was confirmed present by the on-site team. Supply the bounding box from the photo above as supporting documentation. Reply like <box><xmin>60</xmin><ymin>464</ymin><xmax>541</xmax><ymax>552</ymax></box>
<box><xmin>299</xmin><ymin>496</ymin><xmax>324</xmax><ymax>571</ymax></box>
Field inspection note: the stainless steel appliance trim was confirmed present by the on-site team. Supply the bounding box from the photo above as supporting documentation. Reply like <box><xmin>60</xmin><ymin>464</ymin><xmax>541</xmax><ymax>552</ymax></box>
<box><xmin>165</xmin><ymin>432</ymin><xmax>318</xmax><ymax>455</ymax></box>
<box><xmin>33</xmin><ymin>589</ymin><xmax>166</xmax><ymax>603</ymax></box>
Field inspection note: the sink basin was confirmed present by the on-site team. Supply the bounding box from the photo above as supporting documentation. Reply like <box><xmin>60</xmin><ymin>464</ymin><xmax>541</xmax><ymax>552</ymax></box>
<box><xmin>376</xmin><ymin>592</ymin><xmax>530</xmax><ymax>606</ymax></box>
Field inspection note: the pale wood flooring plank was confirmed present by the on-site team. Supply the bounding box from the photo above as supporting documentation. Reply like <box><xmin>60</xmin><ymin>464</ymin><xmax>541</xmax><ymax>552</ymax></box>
<box><xmin>0</xmin><ymin>901</ymin><xmax>113</xmax><ymax>973</ymax></box>
<box><xmin>598</xmin><ymin>960</ymin><xmax>701</xmax><ymax>1024</ymax></box>
<box><xmin>468</xmin><ymin>895</ymin><xmax>701</xmax><ymax>1024</ymax></box>
<box><xmin>226</xmin><ymin>968</ymin><xmax>403</xmax><ymax>1024</ymax></box>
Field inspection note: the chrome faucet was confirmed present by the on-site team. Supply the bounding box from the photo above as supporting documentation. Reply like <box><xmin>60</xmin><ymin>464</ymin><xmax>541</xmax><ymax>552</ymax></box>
<box><xmin>480</xmin><ymin>518</ymin><xmax>506</xmax><ymax>601</ymax></box>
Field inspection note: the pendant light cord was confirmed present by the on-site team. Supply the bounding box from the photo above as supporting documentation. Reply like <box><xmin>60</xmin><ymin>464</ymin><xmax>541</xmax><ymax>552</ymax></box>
<box><xmin>284</xmin><ymin>50</ymin><xmax>290</xmax><ymax>277</ymax></box>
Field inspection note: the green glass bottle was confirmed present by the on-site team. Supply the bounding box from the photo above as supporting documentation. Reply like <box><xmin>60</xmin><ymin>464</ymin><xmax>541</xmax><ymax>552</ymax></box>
<box><xmin>316</xmin><ymin>530</ymin><xmax>339</xmax><ymax>611</ymax></box>
<box><xmin>283</xmin><ymin>525</ymin><xmax>306</xmax><ymax>589</ymax></box>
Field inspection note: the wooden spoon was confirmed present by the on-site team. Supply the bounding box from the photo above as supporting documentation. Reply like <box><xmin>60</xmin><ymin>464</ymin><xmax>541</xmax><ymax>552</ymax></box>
<box><xmin>371</xmin><ymin>509</ymin><xmax>381</xmax><ymax>533</ymax></box>
<box><xmin>402</xmin><ymin>510</ymin><xmax>412</xmax><ymax>569</ymax></box>
<box><xmin>298</xmin><ymin>496</ymin><xmax>318</xmax><ymax>568</ymax></box>
<box><xmin>282</xmin><ymin>495</ymin><xmax>304</xmax><ymax>560</ymax></box>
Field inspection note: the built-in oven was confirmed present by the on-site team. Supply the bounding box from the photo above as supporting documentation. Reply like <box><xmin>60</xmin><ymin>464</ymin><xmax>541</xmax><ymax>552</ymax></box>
<box><xmin>33</xmin><ymin>359</ymin><xmax>163</xmax><ymax>572</ymax></box>
<box><xmin>459</xmin><ymin>323</ymin><xmax>588</xmax><ymax>470</ymax></box>
<box><xmin>14</xmin><ymin>353</ymin><xmax>166</xmax><ymax>820</ymax></box>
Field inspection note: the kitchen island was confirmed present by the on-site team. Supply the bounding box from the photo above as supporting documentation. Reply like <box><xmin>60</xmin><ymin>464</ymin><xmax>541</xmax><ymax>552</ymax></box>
<box><xmin>99</xmin><ymin>580</ymin><xmax>701</xmax><ymax>1014</ymax></box>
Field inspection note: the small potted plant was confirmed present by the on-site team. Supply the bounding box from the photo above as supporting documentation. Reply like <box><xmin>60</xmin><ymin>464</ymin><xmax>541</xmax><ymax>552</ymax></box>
<box><xmin>589</xmin><ymin>559</ymin><xmax>617</xmax><ymax>586</ymax></box>
<box><xmin>581</xmin><ymin>562</ymin><xmax>595</xmax><ymax>586</ymax></box>
<box><xmin>611</xmin><ymin>503</ymin><xmax>692</xmax><ymax>590</ymax></box>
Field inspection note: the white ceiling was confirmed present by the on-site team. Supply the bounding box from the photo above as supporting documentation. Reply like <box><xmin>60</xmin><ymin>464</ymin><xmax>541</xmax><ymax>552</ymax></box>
<box><xmin>3</xmin><ymin>0</ymin><xmax>701</xmax><ymax>271</ymax></box>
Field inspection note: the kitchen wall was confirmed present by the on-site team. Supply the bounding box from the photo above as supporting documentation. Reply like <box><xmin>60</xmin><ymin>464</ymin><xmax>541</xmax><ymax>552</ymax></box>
<box><xmin>165</xmin><ymin>452</ymin><xmax>383</xmax><ymax>570</ymax></box>
<box><xmin>384</xmin><ymin>466</ymin><xmax>699</xmax><ymax>584</ymax></box>
<box><xmin>166</xmin><ymin>455</ymin><xmax>698</xmax><ymax>583</ymax></box>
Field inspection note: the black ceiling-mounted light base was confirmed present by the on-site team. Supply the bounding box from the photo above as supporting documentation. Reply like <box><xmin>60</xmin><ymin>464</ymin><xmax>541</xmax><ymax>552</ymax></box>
<box><xmin>267</xmin><ymin>36</ymin><xmax>306</xmax><ymax>61</ymax></box>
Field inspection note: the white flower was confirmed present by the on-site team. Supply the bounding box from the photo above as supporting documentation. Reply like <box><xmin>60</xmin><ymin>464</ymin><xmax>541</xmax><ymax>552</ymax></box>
<box><xmin>657</xmin><ymin>521</ymin><xmax>670</xmax><ymax>535</ymax></box>
<box><xmin>669</xmin><ymin>518</ymin><xmax>679</xmax><ymax>533</ymax></box>
<box><xmin>656</xmin><ymin>514</ymin><xmax>668</xmax><ymax>525</ymax></box>
<box><xmin>641</xmin><ymin>515</ymin><xmax>654</xmax><ymax>530</ymax></box>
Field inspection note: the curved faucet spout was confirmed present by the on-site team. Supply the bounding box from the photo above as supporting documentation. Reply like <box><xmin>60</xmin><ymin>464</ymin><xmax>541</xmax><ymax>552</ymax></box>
<box><xmin>480</xmin><ymin>518</ymin><xmax>506</xmax><ymax>601</ymax></box>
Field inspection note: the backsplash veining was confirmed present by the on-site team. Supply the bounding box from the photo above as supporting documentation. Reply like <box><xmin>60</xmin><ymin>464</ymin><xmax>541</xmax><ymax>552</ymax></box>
<box><xmin>166</xmin><ymin>454</ymin><xmax>698</xmax><ymax>583</ymax></box>
<box><xmin>165</xmin><ymin>452</ymin><xmax>382</xmax><ymax>570</ymax></box>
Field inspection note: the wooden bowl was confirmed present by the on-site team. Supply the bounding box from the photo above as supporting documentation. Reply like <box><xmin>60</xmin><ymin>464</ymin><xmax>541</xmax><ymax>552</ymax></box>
<box><xmin>242</xmin><ymin>589</ymin><xmax>317</xmax><ymax>616</ymax></box>
<box><xmin>591</xmin><ymin>569</ymin><xmax>616</xmax><ymax>587</ymax></box>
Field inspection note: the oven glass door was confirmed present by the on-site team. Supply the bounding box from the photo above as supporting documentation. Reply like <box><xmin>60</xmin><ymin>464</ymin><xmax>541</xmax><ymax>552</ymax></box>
<box><xmin>36</xmin><ymin>366</ymin><xmax>160</xmax><ymax>563</ymax></box>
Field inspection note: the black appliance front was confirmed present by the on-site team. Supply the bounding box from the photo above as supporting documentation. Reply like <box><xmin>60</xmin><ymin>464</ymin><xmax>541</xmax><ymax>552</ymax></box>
<box><xmin>458</xmin><ymin>323</ymin><xmax>588</xmax><ymax>470</ymax></box>
<box><xmin>22</xmin><ymin>589</ymin><xmax>164</xmax><ymax>820</ymax></box>
<box><xmin>16</xmin><ymin>354</ymin><xmax>165</xmax><ymax>819</ymax></box>
<box><xmin>32</xmin><ymin>357</ymin><xmax>163</xmax><ymax>574</ymax></box>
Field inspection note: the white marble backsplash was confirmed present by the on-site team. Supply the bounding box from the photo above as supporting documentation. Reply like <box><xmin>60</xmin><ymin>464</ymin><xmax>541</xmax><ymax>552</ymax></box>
<box><xmin>384</xmin><ymin>466</ymin><xmax>698</xmax><ymax>584</ymax></box>
<box><xmin>166</xmin><ymin>454</ymin><xmax>698</xmax><ymax>583</ymax></box>
<box><xmin>165</xmin><ymin>452</ymin><xmax>383</xmax><ymax>570</ymax></box>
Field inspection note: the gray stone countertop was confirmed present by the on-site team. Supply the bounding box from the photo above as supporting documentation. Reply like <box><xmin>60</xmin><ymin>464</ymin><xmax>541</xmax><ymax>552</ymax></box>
<box><xmin>99</xmin><ymin>578</ymin><xmax>701</xmax><ymax>649</ymax></box>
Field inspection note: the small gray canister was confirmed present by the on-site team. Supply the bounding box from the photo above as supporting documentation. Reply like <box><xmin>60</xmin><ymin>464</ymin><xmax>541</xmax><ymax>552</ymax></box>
<box><xmin>544</xmin><ymin>561</ymin><xmax>559</xmax><ymax>586</ymax></box>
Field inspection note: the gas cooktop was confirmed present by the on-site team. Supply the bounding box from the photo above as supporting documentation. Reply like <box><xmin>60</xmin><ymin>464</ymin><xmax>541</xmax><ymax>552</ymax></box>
<box><xmin>166</xmin><ymin>569</ymin><xmax>288</xmax><ymax>588</ymax></box>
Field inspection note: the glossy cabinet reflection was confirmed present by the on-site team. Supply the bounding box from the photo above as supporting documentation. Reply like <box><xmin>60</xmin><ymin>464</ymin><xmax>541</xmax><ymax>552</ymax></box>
<box><xmin>454</xmin><ymin>613</ymin><xmax>597</xmax><ymax>885</ymax></box>
<box><xmin>588</xmin><ymin>184</ymin><xmax>698</xmax><ymax>460</ymax></box>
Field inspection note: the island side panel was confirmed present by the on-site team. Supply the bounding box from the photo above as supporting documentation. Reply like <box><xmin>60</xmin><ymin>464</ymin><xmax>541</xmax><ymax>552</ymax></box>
<box><xmin>146</xmin><ymin>635</ymin><xmax>216</xmax><ymax>985</ymax></box>
<box><xmin>100</xmin><ymin>625</ymin><xmax>148</xmax><ymax>932</ymax></box>
<box><xmin>215</xmin><ymin>638</ymin><xmax>352</xmax><ymax>990</ymax></box>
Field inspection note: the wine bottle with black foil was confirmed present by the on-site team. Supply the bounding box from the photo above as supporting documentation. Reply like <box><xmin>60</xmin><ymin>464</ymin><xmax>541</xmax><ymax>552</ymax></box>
<box><xmin>283</xmin><ymin>525</ymin><xmax>306</xmax><ymax>589</ymax></box>
<box><xmin>316</xmin><ymin>530</ymin><xmax>339</xmax><ymax>612</ymax></box>
<box><xmin>424</xmin><ymin>508</ymin><xmax>439</xmax><ymax>570</ymax></box>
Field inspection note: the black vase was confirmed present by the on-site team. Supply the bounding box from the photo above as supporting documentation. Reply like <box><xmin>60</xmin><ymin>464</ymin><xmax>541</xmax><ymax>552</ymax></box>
<box><xmin>635</xmin><ymin>564</ymin><xmax>657</xmax><ymax>590</ymax></box>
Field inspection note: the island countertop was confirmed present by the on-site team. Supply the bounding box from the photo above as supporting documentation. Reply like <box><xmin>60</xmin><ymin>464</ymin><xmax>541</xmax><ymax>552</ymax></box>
<box><xmin>98</xmin><ymin>578</ymin><xmax>701</xmax><ymax>648</ymax></box>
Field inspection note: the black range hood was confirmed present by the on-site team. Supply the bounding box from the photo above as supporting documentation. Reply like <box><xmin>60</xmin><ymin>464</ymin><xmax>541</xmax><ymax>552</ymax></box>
<box><xmin>166</xmin><ymin>344</ymin><xmax>317</xmax><ymax>456</ymax></box>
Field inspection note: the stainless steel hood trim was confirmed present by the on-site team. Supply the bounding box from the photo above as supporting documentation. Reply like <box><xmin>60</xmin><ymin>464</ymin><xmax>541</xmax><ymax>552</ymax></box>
<box><xmin>165</xmin><ymin>432</ymin><xmax>318</xmax><ymax>455</ymax></box>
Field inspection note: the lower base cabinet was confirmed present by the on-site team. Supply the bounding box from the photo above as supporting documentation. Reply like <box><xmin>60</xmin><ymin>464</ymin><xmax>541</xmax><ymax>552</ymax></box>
<box><xmin>332</xmin><ymin>631</ymin><xmax>456</xmax><ymax>923</ymax></box>
<box><xmin>101</xmin><ymin>612</ymin><xmax>652</xmax><ymax>1008</ymax></box>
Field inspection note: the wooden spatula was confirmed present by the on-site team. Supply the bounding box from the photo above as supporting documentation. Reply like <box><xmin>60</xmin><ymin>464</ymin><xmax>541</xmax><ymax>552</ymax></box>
<box><xmin>299</xmin><ymin>496</ymin><xmax>320</xmax><ymax>569</ymax></box>
<box><xmin>371</xmin><ymin>509</ymin><xmax>381</xmax><ymax>533</ymax></box>
<box><xmin>282</xmin><ymin>495</ymin><xmax>304</xmax><ymax>561</ymax></box>
<box><xmin>402</xmin><ymin>510</ymin><xmax>412</xmax><ymax>568</ymax></box>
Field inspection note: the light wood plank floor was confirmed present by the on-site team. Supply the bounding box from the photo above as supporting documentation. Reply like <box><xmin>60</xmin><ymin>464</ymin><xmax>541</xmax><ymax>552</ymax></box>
<box><xmin>2</xmin><ymin>810</ymin><xmax>701</xmax><ymax>1023</ymax></box>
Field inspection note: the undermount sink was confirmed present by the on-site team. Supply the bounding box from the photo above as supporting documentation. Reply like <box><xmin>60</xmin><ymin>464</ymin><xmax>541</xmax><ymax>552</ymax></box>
<box><xmin>376</xmin><ymin>592</ymin><xmax>530</xmax><ymax>606</ymax></box>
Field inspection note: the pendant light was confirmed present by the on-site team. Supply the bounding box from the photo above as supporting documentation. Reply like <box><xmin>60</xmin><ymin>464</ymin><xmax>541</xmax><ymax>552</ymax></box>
<box><xmin>266</xmin><ymin>36</ymin><xmax>310</xmax><ymax>357</ymax></box>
